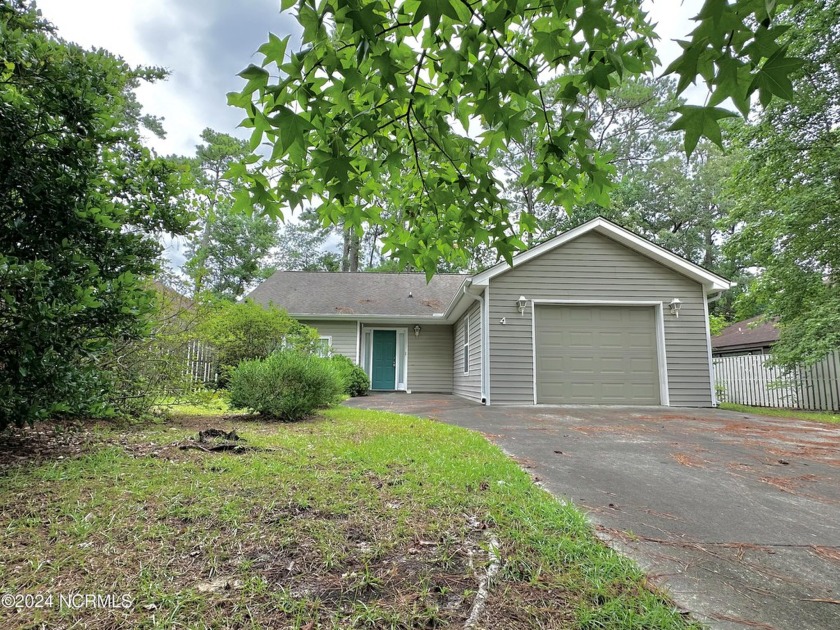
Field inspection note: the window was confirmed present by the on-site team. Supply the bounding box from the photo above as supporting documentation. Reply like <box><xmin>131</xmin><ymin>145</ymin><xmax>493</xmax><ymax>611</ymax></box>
<box><xmin>463</xmin><ymin>315</ymin><xmax>470</xmax><ymax>374</ymax></box>
<box><xmin>315</xmin><ymin>336</ymin><xmax>332</xmax><ymax>357</ymax></box>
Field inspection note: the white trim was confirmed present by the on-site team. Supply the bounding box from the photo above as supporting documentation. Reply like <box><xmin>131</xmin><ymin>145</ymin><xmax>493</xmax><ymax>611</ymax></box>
<box><xmin>463</xmin><ymin>314</ymin><xmax>471</xmax><ymax>375</ymax></box>
<box><xmin>361</xmin><ymin>326</ymin><xmax>408</xmax><ymax>391</ymax></box>
<box><xmin>483</xmin><ymin>285</ymin><xmax>491</xmax><ymax>405</ymax></box>
<box><xmin>355</xmin><ymin>321</ymin><xmax>361</xmax><ymax>365</ymax></box>
<box><xmin>702</xmin><ymin>287</ymin><xmax>717</xmax><ymax>407</ymax></box>
<box><xmin>441</xmin><ymin>276</ymin><xmax>472</xmax><ymax>319</ymax></box>
<box><xmin>470</xmin><ymin>218</ymin><xmax>732</xmax><ymax>293</ymax></box>
<box><xmin>531</xmin><ymin>300</ymin><xmax>670</xmax><ymax>406</ymax></box>
<box><xmin>289</xmin><ymin>313</ymin><xmax>447</xmax><ymax>322</ymax></box>
<box><xmin>655</xmin><ymin>303</ymin><xmax>670</xmax><ymax>406</ymax></box>
<box><xmin>398</xmin><ymin>328</ymin><xmax>408</xmax><ymax>391</ymax></box>
<box><xmin>461</xmin><ymin>288</ymin><xmax>488</xmax><ymax>403</ymax></box>
<box><xmin>316</xmin><ymin>336</ymin><xmax>332</xmax><ymax>358</ymax></box>
<box><xmin>531</xmin><ymin>299</ymin><xmax>537</xmax><ymax>404</ymax></box>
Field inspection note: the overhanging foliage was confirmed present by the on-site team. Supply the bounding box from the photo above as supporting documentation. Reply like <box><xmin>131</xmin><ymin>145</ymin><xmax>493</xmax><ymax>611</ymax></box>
<box><xmin>230</xmin><ymin>0</ymin><xmax>804</xmax><ymax>275</ymax></box>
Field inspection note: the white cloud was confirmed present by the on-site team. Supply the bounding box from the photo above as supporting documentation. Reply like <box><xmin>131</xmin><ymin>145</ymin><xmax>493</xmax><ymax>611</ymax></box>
<box><xmin>37</xmin><ymin>0</ymin><xmax>292</xmax><ymax>156</ymax></box>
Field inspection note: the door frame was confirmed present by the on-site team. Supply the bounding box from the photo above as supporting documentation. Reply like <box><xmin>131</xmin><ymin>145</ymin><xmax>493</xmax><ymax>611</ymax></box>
<box><xmin>360</xmin><ymin>326</ymin><xmax>409</xmax><ymax>391</ymax></box>
<box><xmin>529</xmin><ymin>300</ymin><xmax>669</xmax><ymax>406</ymax></box>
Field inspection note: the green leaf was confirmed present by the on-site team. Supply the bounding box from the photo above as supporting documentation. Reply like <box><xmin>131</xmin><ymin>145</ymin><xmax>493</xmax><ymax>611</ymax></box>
<box><xmin>347</xmin><ymin>4</ymin><xmax>386</xmax><ymax>39</ymax></box>
<box><xmin>668</xmin><ymin>105</ymin><xmax>738</xmax><ymax>156</ymax></box>
<box><xmin>238</xmin><ymin>64</ymin><xmax>270</xmax><ymax>82</ymax></box>
<box><xmin>709</xmin><ymin>56</ymin><xmax>751</xmax><ymax>116</ymax></box>
<box><xmin>258</xmin><ymin>33</ymin><xmax>289</xmax><ymax>67</ymax></box>
<box><xmin>749</xmin><ymin>47</ymin><xmax>804</xmax><ymax>104</ymax></box>
<box><xmin>663</xmin><ymin>39</ymin><xmax>708</xmax><ymax>95</ymax></box>
<box><xmin>413</xmin><ymin>0</ymin><xmax>460</xmax><ymax>31</ymax></box>
<box><xmin>238</xmin><ymin>64</ymin><xmax>270</xmax><ymax>95</ymax></box>
<box><xmin>269</xmin><ymin>106</ymin><xmax>314</xmax><ymax>153</ymax></box>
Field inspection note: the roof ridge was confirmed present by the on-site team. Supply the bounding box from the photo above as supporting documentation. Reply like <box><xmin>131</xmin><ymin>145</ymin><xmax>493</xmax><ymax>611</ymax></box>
<box><xmin>266</xmin><ymin>270</ymin><xmax>470</xmax><ymax>276</ymax></box>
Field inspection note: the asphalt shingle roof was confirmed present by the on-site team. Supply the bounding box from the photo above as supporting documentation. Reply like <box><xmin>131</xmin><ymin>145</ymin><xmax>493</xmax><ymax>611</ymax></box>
<box><xmin>247</xmin><ymin>272</ymin><xmax>469</xmax><ymax>317</ymax></box>
<box><xmin>712</xmin><ymin>316</ymin><xmax>779</xmax><ymax>350</ymax></box>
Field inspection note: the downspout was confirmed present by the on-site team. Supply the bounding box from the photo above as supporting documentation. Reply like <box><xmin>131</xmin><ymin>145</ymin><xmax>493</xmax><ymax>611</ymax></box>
<box><xmin>462</xmin><ymin>280</ymin><xmax>489</xmax><ymax>404</ymax></box>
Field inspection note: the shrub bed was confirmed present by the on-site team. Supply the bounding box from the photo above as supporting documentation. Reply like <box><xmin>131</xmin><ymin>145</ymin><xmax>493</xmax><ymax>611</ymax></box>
<box><xmin>228</xmin><ymin>351</ymin><xmax>343</xmax><ymax>421</ymax></box>
<box><xmin>329</xmin><ymin>355</ymin><xmax>370</xmax><ymax>397</ymax></box>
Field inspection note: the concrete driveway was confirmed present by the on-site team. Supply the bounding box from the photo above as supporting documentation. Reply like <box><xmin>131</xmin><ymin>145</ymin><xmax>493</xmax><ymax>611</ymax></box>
<box><xmin>344</xmin><ymin>394</ymin><xmax>840</xmax><ymax>630</ymax></box>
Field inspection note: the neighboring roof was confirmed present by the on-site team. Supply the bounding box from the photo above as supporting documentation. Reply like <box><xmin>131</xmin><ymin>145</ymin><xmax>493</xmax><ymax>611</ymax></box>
<box><xmin>712</xmin><ymin>316</ymin><xmax>779</xmax><ymax>351</ymax></box>
<box><xmin>469</xmin><ymin>217</ymin><xmax>733</xmax><ymax>294</ymax></box>
<box><xmin>152</xmin><ymin>280</ymin><xmax>194</xmax><ymax>312</ymax></box>
<box><xmin>247</xmin><ymin>271</ymin><xmax>469</xmax><ymax>319</ymax></box>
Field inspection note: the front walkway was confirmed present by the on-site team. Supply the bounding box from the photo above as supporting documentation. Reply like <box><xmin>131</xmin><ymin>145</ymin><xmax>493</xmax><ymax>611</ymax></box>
<box><xmin>345</xmin><ymin>393</ymin><xmax>840</xmax><ymax>630</ymax></box>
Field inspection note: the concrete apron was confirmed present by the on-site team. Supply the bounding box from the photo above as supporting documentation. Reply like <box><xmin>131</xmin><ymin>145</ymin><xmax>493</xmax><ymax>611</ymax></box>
<box><xmin>344</xmin><ymin>393</ymin><xmax>840</xmax><ymax>630</ymax></box>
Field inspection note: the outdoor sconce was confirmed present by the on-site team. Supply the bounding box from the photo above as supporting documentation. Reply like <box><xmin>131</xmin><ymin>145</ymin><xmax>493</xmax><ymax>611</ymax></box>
<box><xmin>669</xmin><ymin>298</ymin><xmax>682</xmax><ymax>318</ymax></box>
<box><xmin>413</xmin><ymin>325</ymin><xmax>421</xmax><ymax>337</ymax></box>
<box><xmin>516</xmin><ymin>296</ymin><xmax>528</xmax><ymax>315</ymax></box>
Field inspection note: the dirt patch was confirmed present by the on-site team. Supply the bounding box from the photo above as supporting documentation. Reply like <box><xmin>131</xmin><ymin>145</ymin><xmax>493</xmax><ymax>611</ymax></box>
<box><xmin>177</xmin><ymin>428</ymin><xmax>268</xmax><ymax>454</ymax></box>
<box><xmin>766</xmin><ymin>445</ymin><xmax>840</xmax><ymax>467</ymax></box>
<box><xmin>671</xmin><ymin>452</ymin><xmax>708</xmax><ymax>468</ymax></box>
<box><xmin>758</xmin><ymin>474</ymin><xmax>820</xmax><ymax>493</ymax></box>
<box><xmin>482</xmin><ymin>581</ymin><xmax>576</xmax><ymax>629</ymax></box>
<box><xmin>0</xmin><ymin>421</ymin><xmax>100</xmax><ymax>473</ymax></box>
<box><xmin>572</xmin><ymin>424</ymin><xmax>656</xmax><ymax>436</ymax></box>
<box><xmin>810</xmin><ymin>546</ymin><xmax>840</xmax><ymax>563</ymax></box>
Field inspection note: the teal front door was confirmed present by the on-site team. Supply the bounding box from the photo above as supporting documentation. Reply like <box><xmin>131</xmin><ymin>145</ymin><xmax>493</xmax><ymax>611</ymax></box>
<box><xmin>371</xmin><ymin>330</ymin><xmax>397</xmax><ymax>390</ymax></box>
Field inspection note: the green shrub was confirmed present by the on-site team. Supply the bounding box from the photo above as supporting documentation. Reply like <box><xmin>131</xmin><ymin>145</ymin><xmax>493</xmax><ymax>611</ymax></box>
<box><xmin>228</xmin><ymin>351</ymin><xmax>343</xmax><ymax>420</ymax></box>
<box><xmin>329</xmin><ymin>354</ymin><xmax>370</xmax><ymax>397</ymax></box>
<box><xmin>194</xmin><ymin>299</ymin><xmax>319</xmax><ymax>384</ymax></box>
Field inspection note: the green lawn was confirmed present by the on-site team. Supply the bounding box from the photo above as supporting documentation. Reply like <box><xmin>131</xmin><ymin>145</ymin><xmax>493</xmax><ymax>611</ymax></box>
<box><xmin>153</xmin><ymin>392</ymin><xmax>243</xmax><ymax>416</ymax></box>
<box><xmin>720</xmin><ymin>402</ymin><xmax>840</xmax><ymax>425</ymax></box>
<box><xmin>0</xmin><ymin>406</ymin><xmax>695</xmax><ymax>629</ymax></box>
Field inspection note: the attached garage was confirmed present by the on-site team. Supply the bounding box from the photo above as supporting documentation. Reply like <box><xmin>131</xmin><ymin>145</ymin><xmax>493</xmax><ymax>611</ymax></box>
<box><xmin>534</xmin><ymin>304</ymin><xmax>662</xmax><ymax>405</ymax></box>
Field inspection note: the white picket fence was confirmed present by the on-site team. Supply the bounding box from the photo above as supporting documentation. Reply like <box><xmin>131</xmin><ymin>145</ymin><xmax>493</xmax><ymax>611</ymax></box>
<box><xmin>184</xmin><ymin>339</ymin><xmax>217</xmax><ymax>387</ymax></box>
<box><xmin>714</xmin><ymin>350</ymin><xmax>840</xmax><ymax>411</ymax></box>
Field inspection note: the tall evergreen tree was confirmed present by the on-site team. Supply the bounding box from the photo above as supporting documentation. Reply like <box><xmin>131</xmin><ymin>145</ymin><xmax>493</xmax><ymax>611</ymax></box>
<box><xmin>0</xmin><ymin>1</ymin><xmax>192</xmax><ymax>428</ymax></box>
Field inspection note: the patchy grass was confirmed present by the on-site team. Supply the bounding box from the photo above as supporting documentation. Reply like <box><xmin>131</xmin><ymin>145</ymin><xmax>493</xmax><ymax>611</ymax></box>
<box><xmin>720</xmin><ymin>402</ymin><xmax>840</xmax><ymax>425</ymax></box>
<box><xmin>153</xmin><ymin>392</ymin><xmax>243</xmax><ymax>417</ymax></box>
<box><xmin>0</xmin><ymin>406</ymin><xmax>696</xmax><ymax>629</ymax></box>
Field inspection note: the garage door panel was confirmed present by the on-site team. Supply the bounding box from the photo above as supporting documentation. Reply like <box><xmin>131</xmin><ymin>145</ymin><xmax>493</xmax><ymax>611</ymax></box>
<box><xmin>535</xmin><ymin>305</ymin><xmax>660</xmax><ymax>405</ymax></box>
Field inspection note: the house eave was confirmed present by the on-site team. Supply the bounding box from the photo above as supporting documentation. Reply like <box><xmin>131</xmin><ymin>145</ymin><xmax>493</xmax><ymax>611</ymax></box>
<box><xmin>290</xmin><ymin>312</ymin><xmax>447</xmax><ymax>323</ymax></box>
<box><xmin>470</xmin><ymin>218</ymin><xmax>733</xmax><ymax>293</ymax></box>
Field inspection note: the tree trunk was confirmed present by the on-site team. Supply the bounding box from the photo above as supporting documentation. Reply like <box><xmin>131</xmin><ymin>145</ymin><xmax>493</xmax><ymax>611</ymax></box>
<box><xmin>704</xmin><ymin>225</ymin><xmax>714</xmax><ymax>269</ymax></box>
<box><xmin>342</xmin><ymin>224</ymin><xmax>361</xmax><ymax>272</ymax></box>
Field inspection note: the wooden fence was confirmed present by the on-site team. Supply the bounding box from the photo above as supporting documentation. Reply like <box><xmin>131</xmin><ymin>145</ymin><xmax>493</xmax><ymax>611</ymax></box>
<box><xmin>714</xmin><ymin>350</ymin><xmax>840</xmax><ymax>411</ymax></box>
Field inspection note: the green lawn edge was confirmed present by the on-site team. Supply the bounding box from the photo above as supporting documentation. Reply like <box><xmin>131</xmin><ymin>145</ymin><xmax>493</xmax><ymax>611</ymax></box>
<box><xmin>719</xmin><ymin>402</ymin><xmax>840</xmax><ymax>425</ymax></box>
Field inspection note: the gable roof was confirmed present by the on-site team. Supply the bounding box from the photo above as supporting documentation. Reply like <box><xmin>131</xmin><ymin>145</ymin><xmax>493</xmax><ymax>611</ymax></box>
<box><xmin>247</xmin><ymin>271</ymin><xmax>468</xmax><ymax>319</ymax></box>
<box><xmin>469</xmin><ymin>217</ymin><xmax>732</xmax><ymax>294</ymax></box>
<box><xmin>712</xmin><ymin>316</ymin><xmax>779</xmax><ymax>351</ymax></box>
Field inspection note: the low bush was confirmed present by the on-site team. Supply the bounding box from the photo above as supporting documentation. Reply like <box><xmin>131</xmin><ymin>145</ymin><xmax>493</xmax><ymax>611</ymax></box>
<box><xmin>228</xmin><ymin>351</ymin><xmax>343</xmax><ymax>421</ymax></box>
<box><xmin>329</xmin><ymin>355</ymin><xmax>370</xmax><ymax>397</ymax></box>
<box><xmin>195</xmin><ymin>300</ymin><xmax>320</xmax><ymax>385</ymax></box>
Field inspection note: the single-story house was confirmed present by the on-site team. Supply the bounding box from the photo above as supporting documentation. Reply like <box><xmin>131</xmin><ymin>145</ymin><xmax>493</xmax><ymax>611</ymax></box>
<box><xmin>712</xmin><ymin>316</ymin><xmax>779</xmax><ymax>357</ymax></box>
<box><xmin>248</xmin><ymin>218</ymin><xmax>732</xmax><ymax>406</ymax></box>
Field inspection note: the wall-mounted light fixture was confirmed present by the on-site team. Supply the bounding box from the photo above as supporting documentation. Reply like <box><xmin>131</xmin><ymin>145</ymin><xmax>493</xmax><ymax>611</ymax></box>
<box><xmin>669</xmin><ymin>298</ymin><xmax>682</xmax><ymax>318</ymax></box>
<box><xmin>413</xmin><ymin>324</ymin><xmax>421</xmax><ymax>337</ymax></box>
<box><xmin>516</xmin><ymin>296</ymin><xmax>528</xmax><ymax>315</ymax></box>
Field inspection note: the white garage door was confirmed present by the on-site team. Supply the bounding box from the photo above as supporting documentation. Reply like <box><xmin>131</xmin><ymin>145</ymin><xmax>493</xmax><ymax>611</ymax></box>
<box><xmin>535</xmin><ymin>305</ymin><xmax>660</xmax><ymax>404</ymax></box>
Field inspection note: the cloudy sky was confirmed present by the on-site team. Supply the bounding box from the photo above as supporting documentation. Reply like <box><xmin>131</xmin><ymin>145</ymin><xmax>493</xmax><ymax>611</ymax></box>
<box><xmin>37</xmin><ymin>0</ymin><xmax>703</xmax><ymax>158</ymax></box>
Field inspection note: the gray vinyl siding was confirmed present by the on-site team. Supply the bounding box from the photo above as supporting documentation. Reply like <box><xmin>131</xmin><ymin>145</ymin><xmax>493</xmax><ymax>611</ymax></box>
<box><xmin>299</xmin><ymin>319</ymin><xmax>358</xmax><ymax>361</ymax></box>
<box><xmin>407</xmin><ymin>325</ymin><xmax>453</xmax><ymax>393</ymax></box>
<box><xmin>453</xmin><ymin>302</ymin><xmax>482</xmax><ymax>402</ymax></box>
<box><xmin>488</xmin><ymin>232</ymin><xmax>713</xmax><ymax>407</ymax></box>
